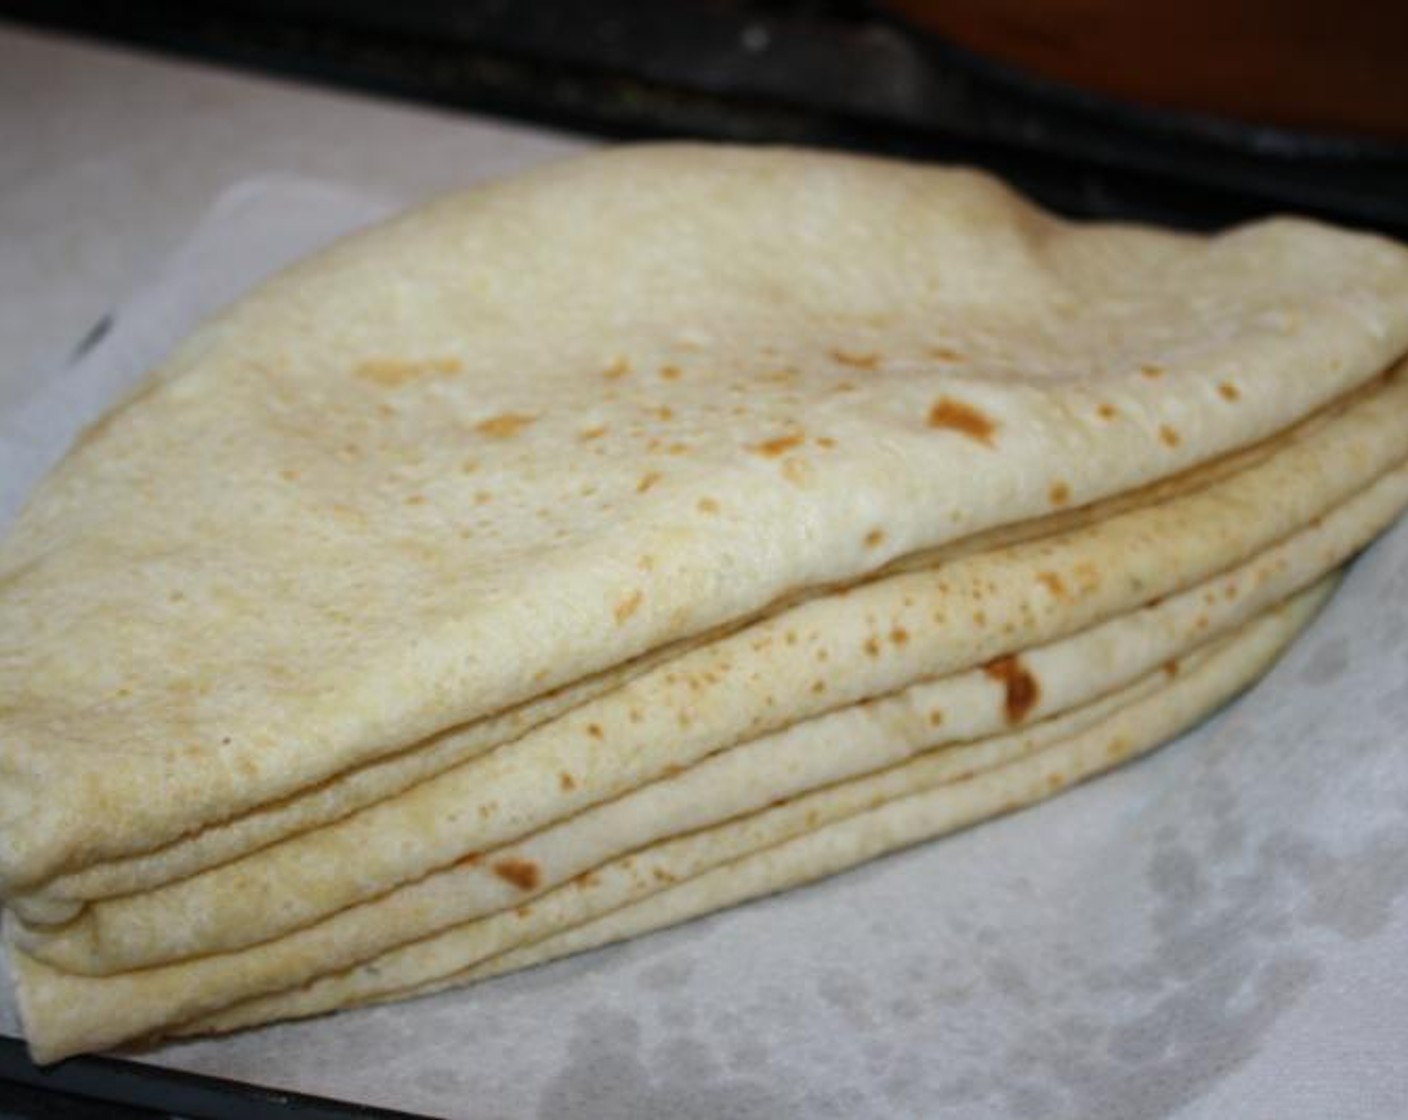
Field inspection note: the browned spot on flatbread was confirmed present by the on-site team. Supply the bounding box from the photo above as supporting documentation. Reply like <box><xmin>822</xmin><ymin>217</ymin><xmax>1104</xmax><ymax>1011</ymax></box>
<box><xmin>927</xmin><ymin>708</ymin><xmax>944</xmax><ymax>727</ymax></box>
<box><xmin>659</xmin><ymin>364</ymin><xmax>682</xmax><ymax>381</ymax></box>
<box><xmin>927</xmin><ymin>397</ymin><xmax>996</xmax><ymax>446</ymax></box>
<box><xmin>928</xmin><ymin>345</ymin><xmax>964</xmax><ymax>362</ymax></box>
<box><xmin>1159</xmin><ymin>423</ymin><xmax>1181</xmax><ymax>448</ymax></box>
<box><xmin>356</xmin><ymin>356</ymin><xmax>461</xmax><ymax>387</ymax></box>
<box><xmin>636</xmin><ymin>471</ymin><xmax>662</xmax><ymax>494</ymax></box>
<box><xmin>1096</xmin><ymin>402</ymin><xmax>1119</xmax><ymax>420</ymax></box>
<box><xmin>1162</xmin><ymin>660</ymin><xmax>1180</xmax><ymax>679</ymax></box>
<box><xmin>829</xmin><ymin>348</ymin><xmax>880</xmax><ymax>370</ymax></box>
<box><xmin>865</xmin><ymin>529</ymin><xmax>886</xmax><ymax>548</ymax></box>
<box><xmin>601</xmin><ymin>357</ymin><xmax>631</xmax><ymax>380</ymax></box>
<box><xmin>759</xmin><ymin>367</ymin><xmax>798</xmax><ymax>385</ymax></box>
<box><xmin>697</xmin><ymin>497</ymin><xmax>720</xmax><ymax>514</ymax></box>
<box><xmin>863</xmin><ymin>637</ymin><xmax>882</xmax><ymax>658</ymax></box>
<box><xmin>1037</xmin><ymin>571</ymin><xmax>1066</xmax><ymax>598</ymax></box>
<box><xmin>586</xmin><ymin>723</ymin><xmax>604</xmax><ymax>740</ymax></box>
<box><xmin>580</xmin><ymin>425</ymin><xmax>608</xmax><ymax>441</ymax></box>
<box><xmin>1048</xmin><ymin>480</ymin><xmax>1070</xmax><ymax>506</ymax></box>
<box><xmin>559</xmin><ymin>771</ymin><xmax>577</xmax><ymax>791</ymax></box>
<box><xmin>492</xmin><ymin>858</ymin><xmax>541</xmax><ymax>891</ymax></box>
<box><xmin>476</xmin><ymin>412</ymin><xmax>537</xmax><ymax>439</ymax></box>
<box><xmin>753</xmin><ymin>433</ymin><xmax>805</xmax><ymax>457</ymax></box>
<box><xmin>781</xmin><ymin>457</ymin><xmax>812</xmax><ymax>486</ymax></box>
<box><xmin>983</xmin><ymin>654</ymin><xmax>1041</xmax><ymax>724</ymax></box>
<box><xmin>1218</xmin><ymin>382</ymin><xmax>1241</xmax><ymax>401</ymax></box>
<box><xmin>889</xmin><ymin>626</ymin><xmax>909</xmax><ymax>647</ymax></box>
<box><xmin>614</xmin><ymin>589</ymin><xmax>643</xmax><ymax>623</ymax></box>
<box><xmin>1140</xmin><ymin>364</ymin><xmax>1164</xmax><ymax>379</ymax></box>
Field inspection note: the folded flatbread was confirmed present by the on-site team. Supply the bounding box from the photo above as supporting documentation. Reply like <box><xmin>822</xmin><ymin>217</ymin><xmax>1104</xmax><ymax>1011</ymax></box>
<box><xmin>7</xmin><ymin>581</ymin><xmax>1328</xmax><ymax>1059</ymax></box>
<box><xmin>5</xmin><ymin>145</ymin><xmax>1407</xmax><ymax>896</ymax></box>
<box><xmin>14</xmin><ymin>365</ymin><xmax>1408</xmax><ymax>975</ymax></box>
<box><xmin>2</xmin><ymin>144</ymin><xmax>1407</xmax><ymax>1064</ymax></box>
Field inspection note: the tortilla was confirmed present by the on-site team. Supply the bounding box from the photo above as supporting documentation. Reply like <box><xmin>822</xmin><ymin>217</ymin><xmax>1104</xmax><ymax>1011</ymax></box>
<box><xmin>4</xmin><ymin>145</ymin><xmax>1407</xmax><ymax>900</ymax></box>
<box><xmin>10</xmin><ymin>582</ymin><xmax>1325</xmax><ymax>1061</ymax></box>
<box><xmin>17</xmin><ymin>364</ymin><xmax>1408</xmax><ymax>975</ymax></box>
<box><xmin>12</xmin><ymin>360</ymin><xmax>1394</xmax><ymax>917</ymax></box>
<box><xmin>4</xmin><ymin>146</ymin><xmax>1408</xmax><ymax>1066</ymax></box>
<box><xmin>3</xmin><ymin>372</ymin><xmax>1362</xmax><ymax>919</ymax></box>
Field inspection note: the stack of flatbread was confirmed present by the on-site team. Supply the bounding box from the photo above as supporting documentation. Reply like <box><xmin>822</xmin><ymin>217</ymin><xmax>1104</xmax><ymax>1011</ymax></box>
<box><xmin>3</xmin><ymin>146</ymin><xmax>1407</xmax><ymax>1064</ymax></box>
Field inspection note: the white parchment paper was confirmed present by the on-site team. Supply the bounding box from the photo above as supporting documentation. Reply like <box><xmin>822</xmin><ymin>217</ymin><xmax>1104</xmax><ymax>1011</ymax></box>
<box><xmin>3</xmin><ymin>179</ymin><xmax>1407</xmax><ymax>1120</ymax></box>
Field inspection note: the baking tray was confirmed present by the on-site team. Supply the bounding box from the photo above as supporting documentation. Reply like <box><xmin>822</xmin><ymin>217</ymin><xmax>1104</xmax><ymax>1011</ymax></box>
<box><xmin>0</xmin><ymin>1037</ymin><xmax>425</xmax><ymax>1119</ymax></box>
<box><xmin>0</xmin><ymin>3</ymin><xmax>1405</xmax><ymax>1115</ymax></box>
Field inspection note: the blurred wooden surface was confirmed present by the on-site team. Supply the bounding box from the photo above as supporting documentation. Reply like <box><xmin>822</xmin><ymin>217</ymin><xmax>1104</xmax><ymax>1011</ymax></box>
<box><xmin>888</xmin><ymin>0</ymin><xmax>1408</xmax><ymax>139</ymax></box>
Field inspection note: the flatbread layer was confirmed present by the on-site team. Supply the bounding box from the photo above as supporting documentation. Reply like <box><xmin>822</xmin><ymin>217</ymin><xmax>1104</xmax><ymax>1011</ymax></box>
<box><xmin>18</xmin><ymin>360</ymin><xmax>1398</xmax><ymax>912</ymax></box>
<box><xmin>16</xmin><ymin>364</ymin><xmax>1408</xmax><ymax>975</ymax></box>
<box><xmin>4</xmin><ymin>145</ymin><xmax>1408</xmax><ymax>896</ymax></box>
<box><xmin>8</xmin><ymin>581</ymin><xmax>1325</xmax><ymax>1061</ymax></box>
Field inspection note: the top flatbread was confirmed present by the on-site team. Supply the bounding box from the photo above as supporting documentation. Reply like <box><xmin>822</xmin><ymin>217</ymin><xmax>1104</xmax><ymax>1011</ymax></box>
<box><xmin>2</xmin><ymin>144</ymin><xmax>1407</xmax><ymax>893</ymax></box>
